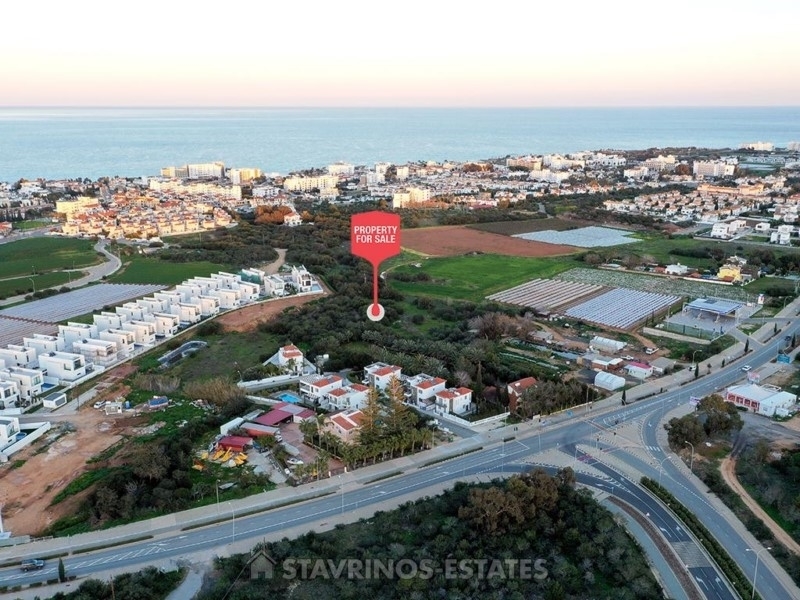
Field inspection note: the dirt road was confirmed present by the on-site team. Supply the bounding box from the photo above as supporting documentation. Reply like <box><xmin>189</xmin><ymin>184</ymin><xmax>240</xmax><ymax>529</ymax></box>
<box><xmin>720</xmin><ymin>456</ymin><xmax>800</xmax><ymax>555</ymax></box>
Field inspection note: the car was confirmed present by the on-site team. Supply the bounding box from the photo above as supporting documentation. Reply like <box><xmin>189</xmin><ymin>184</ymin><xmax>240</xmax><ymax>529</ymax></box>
<box><xmin>20</xmin><ymin>559</ymin><xmax>45</xmax><ymax>571</ymax></box>
<box><xmin>286</xmin><ymin>458</ymin><xmax>304</xmax><ymax>466</ymax></box>
<box><xmin>622</xmin><ymin>355</ymin><xmax>635</xmax><ymax>361</ymax></box>
<box><xmin>741</xmin><ymin>365</ymin><xmax>752</xmax><ymax>372</ymax></box>
<box><xmin>93</xmin><ymin>400</ymin><xmax>106</xmax><ymax>409</ymax></box>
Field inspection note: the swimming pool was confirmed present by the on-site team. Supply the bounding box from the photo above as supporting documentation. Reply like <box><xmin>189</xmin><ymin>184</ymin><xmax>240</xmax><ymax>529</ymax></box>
<box><xmin>276</xmin><ymin>391</ymin><xmax>301</xmax><ymax>404</ymax></box>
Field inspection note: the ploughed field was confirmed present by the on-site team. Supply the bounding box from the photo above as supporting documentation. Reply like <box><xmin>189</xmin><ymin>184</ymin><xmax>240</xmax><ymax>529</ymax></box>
<box><xmin>401</xmin><ymin>225</ymin><xmax>577</xmax><ymax>257</ymax></box>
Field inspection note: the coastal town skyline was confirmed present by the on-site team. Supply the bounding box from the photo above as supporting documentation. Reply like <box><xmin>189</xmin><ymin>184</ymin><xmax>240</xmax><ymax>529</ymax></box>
<box><xmin>3</xmin><ymin>1</ymin><xmax>799</xmax><ymax>107</ymax></box>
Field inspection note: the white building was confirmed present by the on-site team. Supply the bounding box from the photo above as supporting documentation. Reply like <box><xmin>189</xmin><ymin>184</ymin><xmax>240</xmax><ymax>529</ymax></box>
<box><xmin>625</xmin><ymin>362</ymin><xmax>653</xmax><ymax>380</ymax></box>
<box><xmin>434</xmin><ymin>387</ymin><xmax>473</xmax><ymax>416</ymax></box>
<box><xmin>0</xmin><ymin>367</ymin><xmax>43</xmax><ymax>402</ymax></box>
<box><xmin>141</xmin><ymin>312</ymin><xmax>180</xmax><ymax>337</ymax></box>
<box><xmin>93</xmin><ymin>312</ymin><xmax>127</xmax><ymax>332</ymax></box>
<box><xmin>277</xmin><ymin>345</ymin><xmax>304</xmax><ymax>373</ymax></box>
<box><xmin>121</xmin><ymin>320</ymin><xmax>156</xmax><ymax>345</ymax></box>
<box><xmin>0</xmin><ymin>346</ymin><xmax>38</xmax><ymax>368</ymax></box>
<box><xmin>98</xmin><ymin>329</ymin><xmax>136</xmax><ymax>357</ymax></box>
<box><xmin>725</xmin><ymin>383</ymin><xmax>796</xmax><ymax>417</ymax></box>
<box><xmin>0</xmin><ymin>380</ymin><xmax>20</xmax><ymax>410</ymax></box>
<box><xmin>693</xmin><ymin>161</ymin><xmax>735</xmax><ymax>178</ymax></box>
<box><xmin>72</xmin><ymin>339</ymin><xmax>118</xmax><ymax>367</ymax></box>
<box><xmin>327</xmin><ymin>162</ymin><xmax>355</xmax><ymax>176</ymax></box>
<box><xmin>406</xmin><ymin>374</ymin><xmax>447</xmax><ymax>409</ymax></box>
<box><xmin>23</xmin><ymin>334</ymin><xmax>66</xmax><ymax>357</ymax></box>
<box><xmin>187</xmin><ymin>162</ymin><xmax>225</xmax><ymax>179</ymax></box>
<box><xmin>38</xmin><ymin>351</ymin><xmax>87</xmax><ymax>381</ymax></box>
<box><xmin>299</xmin><ymin>374</ymin><xmax>344</xmax><ymax>402</ymax></box>
<box><xmin>291</xmin><ymin>265</ymin><xmax>315</xmax><ymax>292</ymax></box>
<box><xmin>0</xmin><ymin>415</ymin><xmax>20</xmax><ymax>446</ymax></box>
<box><xmin>594</xmin><ymin>371</ymin><xmax>625</xmax><ymax>391</ymax></box>
<box><xmin>589</xmin><ymin>336</ymin><xmax>626</xmax><ymax>354</ymax></box>
<box><xmin>363</xmin><ymin>363</ymin><xmax>402</xmax><ymax>391</ymax></box>
<box><xmin>325</xmin><ymin>383</ymin><xmax>370</xmax><ymax>411</ymax></box>
<box><xmin>264</xmin><ymin>274</ymin><xmax>286</xmax><ymax>296</ymax></box>
<box><xmin>57</xmin><ymin>323</ymin><xmax>99</xmax><ymax>348</ymax></box>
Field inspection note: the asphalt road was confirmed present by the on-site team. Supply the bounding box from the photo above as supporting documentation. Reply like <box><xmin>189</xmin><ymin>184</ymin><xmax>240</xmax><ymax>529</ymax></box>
<box><xmin>2</xmin><ymin>310</ymin><xmax>799</xmax><ymax>599</ymax></box>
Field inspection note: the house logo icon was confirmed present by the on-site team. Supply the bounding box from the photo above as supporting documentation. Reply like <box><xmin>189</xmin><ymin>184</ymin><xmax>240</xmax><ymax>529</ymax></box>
<box><xmin>249</xmin><ymin>548</ymin><xmax>276</xmax><ymax>580</ymax></box>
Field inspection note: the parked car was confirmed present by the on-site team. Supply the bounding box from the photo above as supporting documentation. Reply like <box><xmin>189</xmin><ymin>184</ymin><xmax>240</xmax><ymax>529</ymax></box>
<box><xmin>622</xmin><ymin>355</ymin><xmax>635</xmax><ymax>361</ymax></box>
<box><xmin>93</xmin><ymin>400</ymin><xmax>106</xmax><ymax>409</ymax></box>
<box><xmin>20</xmin><ymin>559</ymin><xmax>45</xmax><ymax>571</ymax></box>
<box><xmin>286</xmin><ymin>458</ymin><xmax>304</xmax><ymax>466</ymax></box>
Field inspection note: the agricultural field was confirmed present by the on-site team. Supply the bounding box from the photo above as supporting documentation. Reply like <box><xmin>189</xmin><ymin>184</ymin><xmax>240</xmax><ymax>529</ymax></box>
<box><xmin>107</xmin><ymin>254</ymin><xmax>231</xmax><ymax>285</ymax></box>
<box><xmin>388</xmin><ymin>254</ymin><xmax>581</xmax><ymax>302</ymax></box>
<box><xmin>468</xmin><ymin>218</ymin><xmax>593</xmax><ymax>236</ymax></box>
<box><xmin>400</xmin><ymin>225</ymin><xmax>577</xmax><ymax>257</ymax></box>
<box><xmin>556</xmin><ymin>267</ymin><xmax>754</xmax><ymax>302</ymax></box>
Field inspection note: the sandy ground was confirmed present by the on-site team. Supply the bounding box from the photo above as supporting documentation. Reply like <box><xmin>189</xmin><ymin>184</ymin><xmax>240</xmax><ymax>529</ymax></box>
<box><xmin>400</xmin><ymin>225</ymin><xmax>578</xmax><ymax>257</ymax></box>
<box><xmin>720</xmin><ymin>456</ymin><xmax>800</xmax><ymax>555</ymax></box>
<box><xmin>1</xmin><ymin>410</ymin><xmax>125</xmax><ymax>536</ymax></box>
<box><xmin>215</xmin><ymin>284</ymin><xmax>330</xmax><ymax>333</ymax></box>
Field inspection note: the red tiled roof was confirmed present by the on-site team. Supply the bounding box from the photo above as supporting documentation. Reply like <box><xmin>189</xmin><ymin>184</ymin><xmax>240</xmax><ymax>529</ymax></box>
<box><xmin>416</xmin><ymin>377</ymin><xmax>446</xmax><ymax>389</ymax></box>
<box><xmin>372</xmin><ymin>366</ymin><xmax>399</xmax><ymax>377</ymax></box>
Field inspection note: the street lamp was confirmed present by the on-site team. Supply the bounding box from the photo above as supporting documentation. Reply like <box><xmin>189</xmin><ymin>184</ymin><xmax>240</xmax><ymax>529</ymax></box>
<box><xmin>684</xmin><ymin>441</ymin><xmax>694</xmax><ymax>472</ymax></box>
<box><xmin>657</xmin><ymin>456</ymin><xmax>671</xmax><ymax>485</ymax></box>
<box><xmin>690</xmin><ymin>349</ymin><xmax>698</xmax><ymax>370</ymax></box>
<box><xmin>28</xmin><ymin>277</ymin><xmax>35</xmax><ymax>293</ymax></box>
<box><xmin>228</xmin><ymin>501</ymin><xmax>235</xmax><ymax>543</ymax></box>
<box><xmin>746</xmin><ymin>547</ymin><xmax>771</xmax><ymax>600</ymax></box>
<box><xmin>215</xmin><ymin>479</ymin><xmax>221</xmax><ymax>513</ymax></box>
<box><xmin>339</xmin><ymin>475</ymin><xmax>344</xmax><ymax>514</ymax></box>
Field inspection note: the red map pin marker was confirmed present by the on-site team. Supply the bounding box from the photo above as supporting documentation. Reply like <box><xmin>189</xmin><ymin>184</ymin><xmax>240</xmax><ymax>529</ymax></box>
<box><xmin>351</xmin><ymin>211</ymin><xmax>401</xmax><ymax>321</ymax></box>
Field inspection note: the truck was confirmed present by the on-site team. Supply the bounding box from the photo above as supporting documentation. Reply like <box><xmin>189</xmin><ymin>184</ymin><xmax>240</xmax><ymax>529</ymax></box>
<box><xmin>20</xmin><ymin>559</ymin><xmax>45</xmax><ymax>571</ymax></box>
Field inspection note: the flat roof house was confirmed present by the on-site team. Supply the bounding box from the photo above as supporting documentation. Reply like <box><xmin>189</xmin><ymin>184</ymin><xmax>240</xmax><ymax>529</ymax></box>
<box><xmin>0</xmin><ymin>380</ymin><xmax>20</xmax><ymax>410</ymax></box>
<box><xmin>38</xmin><ymin>351</ymin><xmax>86</xmax><ymax>382</ymax></box>
<box><xmin>0</xmin><ymin>345</ymin><xmax>38</xmax><ymax>368</ymax></box>
<box><xmin>0</xmin><ymin>367</ymin><xmax>43</xmax><ymax>402</ymax></box>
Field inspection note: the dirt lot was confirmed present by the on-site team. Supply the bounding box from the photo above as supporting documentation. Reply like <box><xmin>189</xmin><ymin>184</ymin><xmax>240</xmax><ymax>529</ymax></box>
<box><xmin>401</xmin><ymin>225</ymin><xmax>578</xmax><ymax>257</ymax></box>
<box><xmin>216</xmin><ymin>285</ymin><xmax>329</xmax><ymax>333</ymax></box>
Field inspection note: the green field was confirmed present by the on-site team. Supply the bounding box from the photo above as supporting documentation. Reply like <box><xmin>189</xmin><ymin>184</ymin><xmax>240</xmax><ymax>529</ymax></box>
<box><xmin>0</xmin><ymin>237</ymin><xmax>100</xmax><ymax>278</ymax></box>
<box><xmin>108</xmin><ymin>254</ymin><xmax>231</xmax><ymax>285</ymax></box>
<box><xmin>388</xmin><ymin>254</ymin><xmax>581</xmax><ymax>301</ymax></box>
<box><xmin>12</xmin><ymin>220</ymin><xmax>51</xmax><ymax>231</ymax></box>
<box><xmin>0</xmin><ymin>272</ymin><xmax>74</xmax><ymax>299</ymax></box>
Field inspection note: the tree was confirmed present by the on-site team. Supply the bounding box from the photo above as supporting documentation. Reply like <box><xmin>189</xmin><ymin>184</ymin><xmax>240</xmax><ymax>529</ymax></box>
<box><xmin>621</xmin><ymin>389</ymin><xmax>627</xmax><ymax>405</ymax></box>
<box><xmin>384</xmin><ymin>376</ymin><xmax>416</xmax><ymax>436</ymax></box>
<box><xmin>694</xmin><ymin>363</ymin><xmax>699</xmax><ymax>379</ymax></box>
<box><xmin>745</xmin><ymin>338</ymin><xmax>750</xmax><ymax>353</ymax></box>
<box><xmin>357</xmin><ymin>388</ymin><xmax>383</xmax><ymax>447</ymax></box>
<box><xmin>58</xmin><ymin>558</ymin><xmax>66</xmax><ymax>583</ymax></box>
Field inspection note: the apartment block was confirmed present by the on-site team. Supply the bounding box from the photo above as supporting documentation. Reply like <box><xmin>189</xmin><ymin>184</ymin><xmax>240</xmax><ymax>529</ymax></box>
<box><xmin>196</xmin><ymin>296</ymin><xmax>220</xmax><ymax>317</ymax></box>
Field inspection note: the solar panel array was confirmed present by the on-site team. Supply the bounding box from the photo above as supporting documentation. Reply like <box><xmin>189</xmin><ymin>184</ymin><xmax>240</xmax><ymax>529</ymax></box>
<box><xmin>0</xmin><ymin>284</ymin><xmax>166</xmax><ymax>325</ymax></box>
<box><xmin>0</xmin><ymin>317</ymin><xmax>59</xmax><ymax>351</ymax></box>
<box><xmin>512</xmin><ymin>226</ymin><xmax>638</xmax><ymax>248</ymax></box>
<box><xmin>487</xmin><ymin>279</ymin><xmax>605</xmax><ymax>310</ymax></box>
<box><xmin>564</xmin><ymin>288</ymin><xmax>680</xmax><ymax>330</ymax></box>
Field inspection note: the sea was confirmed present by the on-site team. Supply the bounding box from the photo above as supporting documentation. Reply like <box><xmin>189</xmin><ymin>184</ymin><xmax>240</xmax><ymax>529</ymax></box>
<box><xmin>1</xmin><ymin>106</ymin><xmax>799</xmax><ymax>183</ymax></box>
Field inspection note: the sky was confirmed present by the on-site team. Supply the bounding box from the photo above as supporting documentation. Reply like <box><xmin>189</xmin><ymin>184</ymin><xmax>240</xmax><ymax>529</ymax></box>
<box><xmin>3</xmin><ymin>0</ymin><xmax>799</xmax><ymax>107</ymax></box>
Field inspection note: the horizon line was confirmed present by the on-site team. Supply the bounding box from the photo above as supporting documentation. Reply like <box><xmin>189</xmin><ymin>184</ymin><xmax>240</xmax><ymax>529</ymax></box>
<box><xmin>2</xmin><ymin>104</ymin><xmax>800</xmax><ymax>110</ymax></box>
